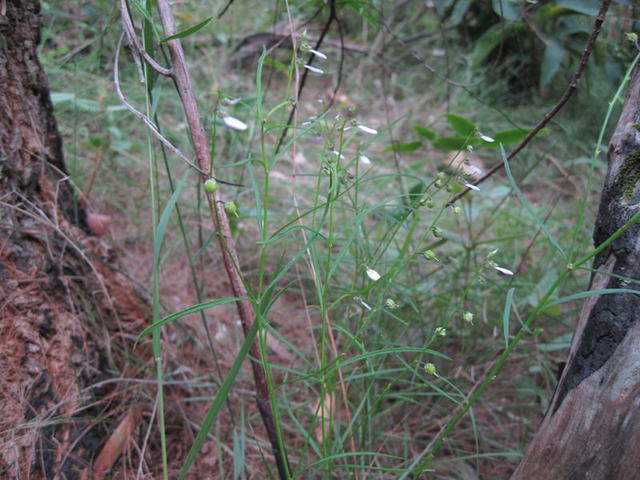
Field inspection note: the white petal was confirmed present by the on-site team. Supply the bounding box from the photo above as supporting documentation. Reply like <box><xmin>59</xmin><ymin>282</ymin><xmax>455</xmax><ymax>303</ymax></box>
<box><xmin>304</xmin><ymin>64</ymin><xmax>324</xmax><ymax>74</ymax></box>
<box><xmin>227</xmin><ymin>97</ymin><xmax>242</xmax><ymax>105</ymax></box>
<box><xmin>366</xmin><ymin>268</ymin><xmax>381</xmax><ymax>281</ymax></box>
<box><xmin>222</xmin><ymin>116</ymin><xmax>248</xmax><ymax>131</ymax></box>
<box><xmin>479</xmin><ymin>133</ymin><xmax>495</xmax><ymax>142</ymax></box>
<box><xmin>465</xmin><ymin>183</ymin><xmax>480</xmax><ymax>191</ymax></box>
<box><xmin>495</xmin><ymin>266</ymin><xmax>514</xmax><ymax>276</ymax></box>
<box><xmin>360</xmin><ymin>299</ymin><xmax>372</xmax><ymax>311</ymax></box>
<box><xmin>358</xmin><ymin>125</ymin><xmax>378</xmax><ymax>135</ymax></box>
<box><xmin>309</xmin><ymin>48</ymin><xmax>327</xmax><ymax>60</ymax></box>
<box><xmin>468</xmin><ymin>165</ymin><xmax>483</xmax><ymax>176</ymax></box>
<box><xmin>359</xmin><ymin>154</ymin><xmax>372</xmax><ymax>165</ymax></box>
<box><xmin>332</xmin><ymin>150</ymin><xmax>345</xmax><ymax>160</ymax></box>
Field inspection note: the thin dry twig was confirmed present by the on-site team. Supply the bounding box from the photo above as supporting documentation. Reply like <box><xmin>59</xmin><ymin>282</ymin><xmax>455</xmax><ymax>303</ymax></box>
<box><xmin>119</xmin><ymin>0</ymin><xmax>172</xmax><ymax>77</ymax></box>
<box><xmin>449</xmin><ymin>0</ymin><xmax>612</xmax><ymax>206</ymax></box>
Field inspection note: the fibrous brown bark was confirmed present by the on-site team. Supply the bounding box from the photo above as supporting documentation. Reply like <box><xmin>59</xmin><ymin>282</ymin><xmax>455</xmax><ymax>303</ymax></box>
<box><xmin>512</xmin><ymin>64</ymin><xmax>640</xmax><ymax>479</ymax></box>
<box><xmin>0</xmin><ymin>1</ymin><xmax>147</xmax><ymax>478</ymax></box>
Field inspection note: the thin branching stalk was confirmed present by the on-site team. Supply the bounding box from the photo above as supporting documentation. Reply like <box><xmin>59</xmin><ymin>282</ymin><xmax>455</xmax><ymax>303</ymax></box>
<box><xmin>119</xmin><ymin>1</ymin><xmax>291</xmax><ymax>477</ymax></box>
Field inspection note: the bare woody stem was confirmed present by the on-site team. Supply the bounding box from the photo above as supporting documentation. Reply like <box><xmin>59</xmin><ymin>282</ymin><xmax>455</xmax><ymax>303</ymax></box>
<box><xmin>151</xmin><ymin>1</ymin><xmax>291</xmax><ymax>478</ymax></box>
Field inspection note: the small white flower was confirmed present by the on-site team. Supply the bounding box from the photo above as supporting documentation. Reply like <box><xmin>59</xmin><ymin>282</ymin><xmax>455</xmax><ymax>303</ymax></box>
<box><xmin>226</xmin><ymin>97</ymin><xmax>242</xmax><ymax>105</ymax></box>
<box><xmin>494</xmin><ymin>266</ymin><xmax>514</xmax><ymax>276</ymax></box>
<box><xmin>479</xmin><ymin>133</ymin><xmax>495</xmax><ymax>142</ymax></box>
<box><xmin>366</xmin><ymin>267</ymin><xmax>381</xmax><ymax>282</ymax></box>
<box><xmin>304</xmin><ymin>64</ymin><xmax>324</xmax><ymax>74</ymax></box>
<box><xmin>357</xmin><ymin>125</ymin><xmax>378</xmax><ymax>135</ymax></box>
<box><xmin>309</xmin><ymin>48</ymin><xmax>327</xmax><ymax>60</ymax></box>
<box><xmin>222</xmin><ymin>116</ymin><xmax>248</xmax><ymax>131</ymax></box>
<box><xmin>332</xmin><ymin>150</ymin><xmax>345</xmax><ymax>160</ymax></box>
<box><xmin>359</xmin><ymin>154</ymin><xmax>372</xmax><ymax>165</ymax></box>
<box><xmin>465</xmin><ymin>183</ymin><xmax>480</xmax><ymax>191</ymax></box>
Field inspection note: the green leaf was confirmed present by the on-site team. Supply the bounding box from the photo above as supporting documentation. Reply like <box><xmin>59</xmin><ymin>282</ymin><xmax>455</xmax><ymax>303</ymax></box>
<box><xmin>449</xmin><ymin>0</ymin><xmax>474</xmax><ymax>26</ymax></box>
<box><xmin>137</xmin><ymin>297</ymin><xmax>246</xmax><ymax>341</ymax></box>
<box><xmin>471</xmin><ymin>21</ymin><xmax>525</xmax><ymax>68</ymax></box>
<box><xmin>540</xmin><ymin>40</ymin><xmax>566</xmax><ymax>87</ymax></box>
<box><xmin>384</xmin><ymin>141</ymin><xmax>422</xmax><ymax>153</ymax></box>
<box><xmin>486</xmin><ymin>128</ymin><xmax>530</xmax><ymax>147</ymax></box>
<box><xmin>444</xmin><ymin>114</ymin><xmax>476</xmax><ymax>137</ymax></box>
<box><xmin>492</xmin><ymin>0</ymin><xmax>521</xmax><ymax>21</ymax></box>
<box><xmin>433</xmin><ymin>136</ymin><xmax>468</xmax><ymax>151</ymax></box>
<box><xmin>413</xmin><ymin>125</ymin><xmax>436</xmax><ymax>140</ymax></box>
<box><xmin>556</xmin><ymin>0</ymin><xmax>599</xmax><ymax>16</ymax></box>
<box><xmin>161</xmin><ymin>16</ymin><xmax>214</xmax><ymax>42</ymax></box>
<box><xmin>502</xmin><ymin>288</ymin><xmax>515</xmax><ymax>347</ymax></box>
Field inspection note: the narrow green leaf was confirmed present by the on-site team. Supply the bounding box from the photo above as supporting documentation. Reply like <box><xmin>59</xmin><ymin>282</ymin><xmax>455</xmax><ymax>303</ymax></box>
<box><xmin>137</xmin><ymin>297</ymin><xmax>246</xmax><ymax>341</ymax></box>
<box><xmin>129</xmin><ymin>0</ymin><xmax>155</xmax><ymax>25</ymax></box>
<box><xmin>384</xmin><ymin>141</ymin><xmax>422</xmax><ymax>153</ymax></box>
<box><xmin>502</xmin><ymin>288</ymin><xmax>515</xmax><ymax>347</ymax></box>
<box><xmin>178</xmin><ymin>313</ymin><xmax>260</xmax><ymax>479</ymax></box>
<box><xmin>161</xmin><ymin>16</ymin><xmax>214</xmax><ymax>42</ymax></box>
<box><xmin>444</xmin><ymin>114</ymin><xmax>476</xmax><ymax>137</ymax></box>
<box><xmin>501</xmin><ymin>145</ymin><xmax>565</xmax><ymax>258</ymax></box>
<box><xmin>547</xmin><ymin>288</ymin><xmax>640</xmax><ymax>307</ymax></box>
<box><xmin>413</xmin><ymin>125</ymin><xmax>436</xmax><ymax>140</ymax></box>
<box><xmin>153</xmin><ymin>171</ymin><xmax>188</xmax><ymax>271</ymax></box>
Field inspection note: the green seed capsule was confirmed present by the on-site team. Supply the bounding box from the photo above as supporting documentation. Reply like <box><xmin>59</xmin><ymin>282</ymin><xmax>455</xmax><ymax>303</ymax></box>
<box><xmin>224</xmin><ymin>201</ymin><xmax>239</xmax><ymax>217</ymax></box>
<box><xmin>204</xmin><ymin>179</ymin><xmax>218</xmax><ymax>193</ymax></box>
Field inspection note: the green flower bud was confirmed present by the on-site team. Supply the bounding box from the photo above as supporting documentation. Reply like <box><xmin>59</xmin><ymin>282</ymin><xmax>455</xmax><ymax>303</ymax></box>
<box><xmin>424</xmin><ymin>363</ymin><xmax>437</xmax><ymax>376</ymax></box>
<box><xmin>432</xmin><ymin>226</ymin><xmax>443</xmax><ymax>238</ymax></box>
<box><xmin>204</xmin><ymin>179</ymin><xmax>218</xmax><ymax>194</ymax></box>
<box><xmin>224</xmin><ymin>201</ymin><xmax>239</xmax><ymax>217</ymax></box>
<box><xmin>385</xmin><ymin>298</ymin><xmax>399</xmax><ymax>310</ymax></box>
<box><xmin>423</xmin><ymin>250</ymin><xmax>439</xmax><ymax>262</ymax></box>
<box><xmin>626</xmin><ymin>32</ymin><xmax>638</xmax><ymax>44</ymax></box>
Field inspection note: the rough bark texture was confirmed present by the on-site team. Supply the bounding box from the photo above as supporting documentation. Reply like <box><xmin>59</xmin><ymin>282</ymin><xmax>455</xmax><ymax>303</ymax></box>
<box><xmin>0</xmin><ymin>1</ymin><xmax>148</xmax><ymax>478</ymax></box>
<box><xmin>512</xmin><ymin>64</ymin><xmax>640</xmax><ymax>479</ymax></box>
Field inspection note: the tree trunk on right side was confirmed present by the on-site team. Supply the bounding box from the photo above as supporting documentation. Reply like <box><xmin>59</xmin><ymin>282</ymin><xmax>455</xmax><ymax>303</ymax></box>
<box><xmin>512</xmin><ymin>64</ymin><xmax>640</xmax><ymax>479</ymax></box>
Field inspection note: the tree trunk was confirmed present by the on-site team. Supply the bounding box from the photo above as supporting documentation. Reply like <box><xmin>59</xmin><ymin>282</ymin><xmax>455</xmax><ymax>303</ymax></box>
<box><xmin>512</xmin><ymin>64</ymin><xmax>640</xmax><ymax>479</ymax></box>
<box><xmin>0</xmin><ymin>1</ymin><xmax>148</xmax><ymax>478</ymax></box>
